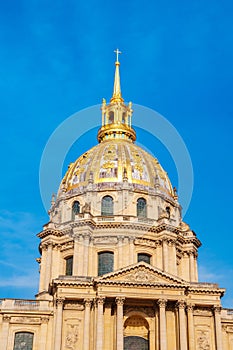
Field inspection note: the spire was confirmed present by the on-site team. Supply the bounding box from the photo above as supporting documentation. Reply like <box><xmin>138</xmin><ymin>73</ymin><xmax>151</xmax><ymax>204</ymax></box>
<box><xmin>97</xmin><ymin>51</ymin><xmax>136</xmax><ymax>143</ymax></box>
<box><xmin>110</xmin><ymin>49</ymin><xmax>124</xmax><ymax>103</ymax></box>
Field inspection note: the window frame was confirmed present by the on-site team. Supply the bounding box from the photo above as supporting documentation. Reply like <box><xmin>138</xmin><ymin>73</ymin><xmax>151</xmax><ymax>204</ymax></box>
<box><xmin>98</xmin><ymin>251</ymin><xmax>114</xmax><ymax>276</ymax></box>
<box><xmin>101</xmin><ymin>195</ymin><xmax>114</xmax><ymax>216</ymax></box>
<box><xmin>137</xmin><ymin>197</ymin><xmax>147</xmax><ymax>218</ymax></box>
<box><xmin>137</xmin><ymin>253</ymin><xmax>151</xmax><ymax>264</ymax></box>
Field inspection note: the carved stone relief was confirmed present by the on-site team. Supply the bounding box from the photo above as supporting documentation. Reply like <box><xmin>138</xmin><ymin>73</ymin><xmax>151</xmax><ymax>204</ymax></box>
<box><xmin>65</xmin><ymin>324</ymin><xmax>79</xmax><ymax>350</ymax></box>
<box><xmin>196</xmin><ymin>330</ymin><xmax>210</xmax><ymax>350</ymax></box>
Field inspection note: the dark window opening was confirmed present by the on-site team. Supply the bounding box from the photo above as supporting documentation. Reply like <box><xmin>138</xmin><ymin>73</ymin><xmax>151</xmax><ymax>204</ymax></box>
<box><xmin>13</xmin><ymin>332</ymin><xmax>34</xmax><ymax>350</ymax></box>
<box><xmin>65</xmin><ymin>256</ymin><xmax>73</xmax><ymax>276</ymax></box>
<box><xmin>137</xmin><ymin>198</ymin><xmax>147</xmax><ymax>218</ymax></box>
<box><xmin>101</xmin><ymin>196</ymin><xmax>113</xmax><ymax>216</ymax></box>
<box><xmin>72</xmin><ymin>201</ymin><xmax>80</xmax><ymax>219</ymax></box>
<box><xmin>98</xmin><ymin>251</ymin><xmax>114</xmax><ymax>276</ymax></box>
<box><xmin>138</xmin><ymin>253</ymin><xmax>151</xmax><ymax>264</ymax></box>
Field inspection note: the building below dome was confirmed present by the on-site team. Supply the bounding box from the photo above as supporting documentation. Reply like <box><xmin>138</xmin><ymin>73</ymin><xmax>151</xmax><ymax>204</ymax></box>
<box><xmin>0</xmin><ymin>52</ymin><xmax>233</xmax><ymax>350</ymax></box>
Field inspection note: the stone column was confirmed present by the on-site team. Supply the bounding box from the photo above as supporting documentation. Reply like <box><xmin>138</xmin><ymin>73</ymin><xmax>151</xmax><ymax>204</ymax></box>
<box><xmin>158</xmin><ymin>299</ymin><xmax>167</xmax><ymax>350</ymax></box>
<box><xmin>54</xmin><ymin>298</ymin><xmax>64</xmax><ymax>350</ymax></box>
<box><xmin>45</xmin><ymin>243</ymin><xmax>53</xmax><ymax>289</ymax></box>
<box><xmin>162</xmin><ymin>240</ymin><xmax>168</xmax><ymax>271</ymax></box>
<box><xmin>118</xmin><ymin>236</ymin><xmax>123</xmax><ymax>269</ymax></box>
<box><xmin>213</xmin><ymin>306</ymin><xmax>223</xmax><ymax>350</ymax></box>
<box><xmin>73</xmin><ymin>237</ymin><xmax>79</xmax><ymax>275</ymax></box>
<box><xmin>83</xmin><ymin>235</ymin><xmax>90</xmax><ymax>276</ymax></box>
<box><xmin>74</xmin><ymin>235</ymin><xmax>84</xmax><ymax>276</ymax></box>
<box><xmin>187</xmin><ymin>304</ymin><xmax>195</xmax><ymax>350</ymax></box>
<box><xmin>177</xmin><ymin>300</ymin><xmax>188</xmax><ymax>350</ymax></box>
<box><xmin>83</xmin><ymin>299</ymin><xmax>92</xmax><ymax>350</ymax></box>
<box><xmin>168</xmin><ymin>240</ymin><xmax>177</xmax><ymax>275</ymax></box>
<box><xmin>39</xmin><ymin>316</ymin><xmax>49</xmax><ymax>350</ymax></box>
<box><xmin>39</xmin><ymin>244</ymin><xmax>47</xmax><ymax>292</ymax></box>
<box><xmin>129</xmin><ymin>237</ymin><xmax>134</xmax><ymax>265</ymax></box>
<box><xmin>189</xmin><ymin>252</ymin><xmax>195</xmax><ymax>281</ymax></box>
<box><xmin>1</xmin><ymin>315</ymin><xmax>10</xmax><ymax>350</ymax></box>
<box><xmin>116</xmin><ymin>297</ymin><xmax>125</xmax><ymax>350</ymax></box>
<box><xmin>96</xmin><ymin>297</ymin><xmax>105</xmax><ymax>350</ymax></box>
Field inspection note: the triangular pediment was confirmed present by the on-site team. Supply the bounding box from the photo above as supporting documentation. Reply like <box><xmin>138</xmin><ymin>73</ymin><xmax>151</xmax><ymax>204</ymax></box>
<box><xmin>95</xmin><ymin>261</ymin><xmax>186</xmax><ymax>285</ymax></box>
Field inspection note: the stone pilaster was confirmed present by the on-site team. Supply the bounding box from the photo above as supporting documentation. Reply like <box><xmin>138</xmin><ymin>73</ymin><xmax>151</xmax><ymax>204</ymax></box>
<box><xmin>162</xmin><ymin>240</ymin><xmax>168</xmax><ymax>271</ymax></box>
<box><xmin>96</xmin><ymin>297</ymin><xmax>105</xmax><ymax>350</ymax></box>
<box><xmin>45</xmin><ymin>243</ymin><xmax>52</xmax><ymax>289</ymax></box>
<box><xmin>189</xmin><ymin>252</ymin><xmax>195</xmax><ymax>281</ymax></box>
<box><xmin>73</xmin><ymin>237</ymin><xmax>79</xmax><ymax>275</ymax></box>
<box><xmin>53</xmin><ymin>298</ymin><xmax>64</xmax><ymax>350</ymax></box>
<box><xmin>118</xmin><ymin>236</ymin><xmax>123</xmax><ymax>269</ymax></box>
<box><xmin>176</xmin><ymin>300</ymin><xmax>188</xmax><ymax>350</ymax></box>
<box><xmin>39</xmin><ymin>244</ymin><xmax>47</xmax><ymax>292</ymax></box>
<box><xmin>213</xmin><ymin>306</ymin><xmax>223</xmax><ymax>350</ymax></box>
<box><xmin>39</xmin><ymin>316</ymin><xmax>49</xmax><ymax>350</ymax></box>
<box><xmin>1</xmin><ymin>315</ymin><xmax>10</xmax><ymax>350</ymax></box>
<box><xmin>83</xmin><ymin>299</ymin><xmax>92</xmax><ymax>350</ymax></box>
<box><xmin>187</xmin><ymin>304</ymin><xmax>195</xmax><ymax>350</ymax></box>
<box><xmin>116</xmin><ymin>297</ymin><xmax>125</xmax><ymax>350</ymax></box>
<box><xmin>129</xmin><ymin>237</ymin><xmax>134</xmax><ymax>265</ymax></box>
<box><xmin>158</xmin><ymin>299</ymin><xmax>167</xmax><ymax>350</ymax></box>
<box><xmin>83</xmin><ymin>234</ymin><xmax>90</xmax><ymax>276</ymax></box>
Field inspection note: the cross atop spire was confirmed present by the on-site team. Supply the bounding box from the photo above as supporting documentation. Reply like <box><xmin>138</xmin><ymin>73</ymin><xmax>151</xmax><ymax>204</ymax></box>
<box><xmin>111</xmin><ymin>48</ymin><xmax>124</xmax><ymax>103</ymax></box>
<box><xmin>114</xmin><ymin>48</ymin><xmax>122</xmax><ymax>62</ymax></box>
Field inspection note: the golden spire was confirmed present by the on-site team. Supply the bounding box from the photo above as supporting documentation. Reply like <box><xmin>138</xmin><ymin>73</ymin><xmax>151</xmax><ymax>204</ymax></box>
<box><xmin>110</xmin><ymin>49</ymin><xmax>124</xmax><ymax>103</ymax></box>
<box><xmin>97</xmin><ymin>51</ymin><xmax>136</xmax><ymax>143</ymax></box>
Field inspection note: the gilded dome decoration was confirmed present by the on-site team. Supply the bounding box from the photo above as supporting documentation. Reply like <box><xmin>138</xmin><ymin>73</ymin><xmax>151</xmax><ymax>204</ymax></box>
<box><xmin>60</xmin><ymin>52</ymin><xmax>175</xmax><ymax>199</ymax></box>
<box><xmin>61</xmin><ymin>141</ymin><xmax>174</xmax><ymax>198</ymax></box>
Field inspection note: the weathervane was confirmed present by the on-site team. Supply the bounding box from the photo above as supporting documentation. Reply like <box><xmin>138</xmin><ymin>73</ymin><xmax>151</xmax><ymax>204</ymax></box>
<box><xmin>114</xmin><ymin>48</ymin><xmax>122</xmax><ymax>62</ymax></box>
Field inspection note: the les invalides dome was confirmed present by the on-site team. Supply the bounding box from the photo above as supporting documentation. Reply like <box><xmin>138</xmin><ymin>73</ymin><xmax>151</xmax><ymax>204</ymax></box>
<box><xmin>1</xmin><ymin>52</ymin><xmax>231</xmax><ymax>350</ymax></box>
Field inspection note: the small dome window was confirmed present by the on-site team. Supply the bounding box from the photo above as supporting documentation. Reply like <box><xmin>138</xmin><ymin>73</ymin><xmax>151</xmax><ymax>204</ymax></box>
<box><xmin>137</xmin><ymin>198</ymin><xmax>147</xmax><ymax>218</ymax></box>
<box><xmin>72</xmin><ymin>201</ymin><xmax>80</xmax><ymax>219</ymax></box>
<box><xmin>101</xmin><ymin>196</ymin><xmax>113</xmax><ymax>216</ymax></box>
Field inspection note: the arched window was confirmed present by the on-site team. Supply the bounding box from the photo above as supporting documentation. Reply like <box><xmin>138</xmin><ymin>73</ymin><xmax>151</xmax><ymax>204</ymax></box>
<box><xmin>101</xmin><ymin>196</ymin><xmax>113</xmax><ymax>216</ymax></box>
<box><xmin>138</xmin><ymin>253</ymin><xmax>151</xmax><ymax>264</ymax></box>
<box><xmin>137</xmin><ymin>198</ymin><xmax>147</xmax><ymax>218</ymax></box>
<box><xmin>65</xmin><ymin>256</ymin><xmax>73</xmax><ymax>276</ymax></box>
<box><xmin>109</xmin><ymin>111</ymin><xmax>114</xmax><ymax>123</ymax></box>
<box><xmin>166</xmin><ymin>206</ymin><xmax>171</xmax><ymax>218</ymax></box>
<box><xmin>98</xmin><ymin>251</ymin><xmax>114</xmax><ymax>276</ymax></box>
<box><xmin>13</xmin><ymin>332</ymin><xmax>34</xmax><ymax>350</ymax></box>
<box><xmin>72</xmin><ymin>201</ymin><xmax>80</xmax><ymax>219</ymax></box>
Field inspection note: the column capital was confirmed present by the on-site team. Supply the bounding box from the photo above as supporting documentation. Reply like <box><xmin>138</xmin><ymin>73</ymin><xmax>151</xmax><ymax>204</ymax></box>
<box><xmin>116</xmin><ymin>297</ymin><xmax>125</xmax><ymax>306</ymax></box>
<box><xmin>84</xmin><ymin>299</ymin><xmax>93</xmax><ymax>307</ymax></box>
<box><xmin>213</xmin><ymin>305</ymin><xmax>222</xmax><ymax>314</ymax></box>
<box><xmin>157</xmin><ymin>299</ymin><xmax>167</xmax><ymax>308</ymax></box>
<box><xmin>56</xmin><ymin>297</ymin><xmax>65</xmax><ymax>307</ymax></box>
<box><xmin>41</xmin><ymin>316</ymin><xmax>50</xmax><ymax>324</ymax></box>
<box><xmin>176</xmin><ymin>300</ymin><xmax>186</xmax><ymax>309</ymax></box>
<box><xmin>3</xmin><ymin>315</ymin><xmax>11</xmax><ymax>322</ymax></box>
<box><xmin>96</xmin><ymin>297</ymin><xmax>105</xmax><ymax>305</ymax></box>
<box><xmin>186</xmin><ymin>303</ymin><xmax>194</xmax><ymax>312</ymax></box>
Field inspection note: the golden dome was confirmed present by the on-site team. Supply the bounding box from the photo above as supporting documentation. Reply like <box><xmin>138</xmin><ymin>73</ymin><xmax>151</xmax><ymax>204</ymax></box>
<box><xmin>61</xmin><ymin>139</ymin><xmax>175</xmax><ymax>198</ymax></box>
<box><xmin>60</xmin><ymin>51</ymin><xmax>175</xmax><ymax>199</ymax></box>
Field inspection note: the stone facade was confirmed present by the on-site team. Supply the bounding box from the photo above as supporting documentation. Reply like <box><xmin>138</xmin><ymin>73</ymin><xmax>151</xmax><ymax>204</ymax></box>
<box><xmin>0</xmin><ymin>57</ymin><xmax>233</xmax><ymax>350</ymax></box>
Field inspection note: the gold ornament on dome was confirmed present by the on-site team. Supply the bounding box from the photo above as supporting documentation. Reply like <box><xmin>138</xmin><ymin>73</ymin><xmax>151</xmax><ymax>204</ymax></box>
<box><xmin>102</xmin><ymin>161</ymin><xmax>115</xmax><ymax>169</ymax></box>
<box><xmin>59</xmin><ymin>51</ymin><xmax>175</xmax><ymax>199</ymax></box>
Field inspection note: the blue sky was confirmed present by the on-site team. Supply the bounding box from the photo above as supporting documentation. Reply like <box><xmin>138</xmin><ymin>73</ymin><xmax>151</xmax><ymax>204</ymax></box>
<box><xmin>0</xmin><ymin>1</ymin><xmax>233</xmax><ymax>307</ymax></box>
